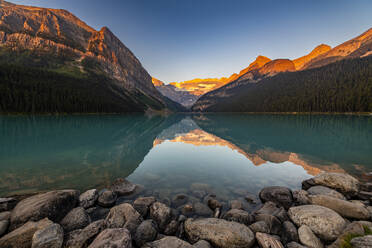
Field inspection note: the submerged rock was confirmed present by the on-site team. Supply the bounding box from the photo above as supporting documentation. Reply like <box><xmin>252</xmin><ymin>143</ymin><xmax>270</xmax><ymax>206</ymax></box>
<box><xmin>88</xmin><ymin>228</ymin><xmax>132</xmax><ymax>248</ymax></box>
<box><xmin>79</xmin><ymin>189</ymin><xmax>98</xmax><ymax>209</ymax></box>
<box><xmin>302</xmin><ymin>172</ymin><xmax>359</xmax><ymax>197</ymax></box>
<box><xmin>184</xmin><ymin>218</ymin><xmax>255</xmax><ymax>248</ymax></box>
<box><xmin>172</xmin><ymin>194</ymin><xmax>189</xmax><ymax>208</ymax></box>
<box><xmin>31</xmin><ymin>223</ymin><xmax>63</xmax><ymax>248</ymax></box>
<box><xmin>288</xmin><ymin>205</ymin><xmax>346</xmax><ymax>241</ymax></box>
<box><xmin>110</xmin><ymin>178</ymin><xmax>137</xmax><ymax>196</ymax></box>
<box><xmin>309</xmin><ymin>194</ymin><xmax>371</xmax><ymax>220</ymax></box>
<box><xmin>60</xmin><ymin>207</ymin><xmax>91</xmax><ymax>232</ymax></box>
<box><xmin>259</xmin><ymin>186</ymin><xmax>293</xmax><ymax>209</ymax></box>
<box><xmin>10</xmin><ymin>190</ymin><xmax>79</xmax><ymax>230</ymax></box>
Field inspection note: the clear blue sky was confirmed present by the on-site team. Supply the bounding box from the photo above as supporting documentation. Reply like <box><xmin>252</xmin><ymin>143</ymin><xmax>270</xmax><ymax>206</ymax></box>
<box><xmin>8</xmin><ymin>0</ymin><xmax>372</xmax><ymax>83</ymax></box>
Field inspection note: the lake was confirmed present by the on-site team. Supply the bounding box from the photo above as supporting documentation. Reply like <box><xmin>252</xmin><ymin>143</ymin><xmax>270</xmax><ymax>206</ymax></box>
<box><xmin>0</xmin><ymin>114</ymin><xmax>371</xmax><ymax>202</ymax></box>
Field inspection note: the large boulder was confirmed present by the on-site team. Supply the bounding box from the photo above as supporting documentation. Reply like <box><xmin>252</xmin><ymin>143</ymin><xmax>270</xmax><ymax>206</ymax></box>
<box><xmin>308</xmin><ymin>195</ymin><xmax>371</xmax><ymax>220</ymax></box>
<box><xmin>10</xmin><ymin>190</ymin><xmax>79</xmax><ymax>230</ymax></box>
<box><xmin>88</xmin><ymin>228</ymin><xmax>132</xmax><ymax>248</ymax></box>
<box><xmin>259</xmin><ymin>186</ymin><xmax>293</xmax><ymax>209</ymax></box>
<box><xmin>105</xmin><ymin>203</ymin><xmax>142</xmax><ymax>235</ymax></box>
<box><xmin>149</xmin><ymin>202</ymin><xmax>172</xmax><ymax>231</ymax></box>
<box><xmin>328</xmin><ymin>221</ymin><xmax>365</xmax><ymax>248</ymax></box>
<box><xmin>31</xmin><ymin>223</ymin><xmax>63</xmax><ymax>248</ymax></box>
<box><xmin>64</xmin><ymin>219</ymin><xmax>106</xmax><ymax>248</ymax></box>
<box><xmin>307</xmin><ymin>186</ymin><xmax>346</xmax><ymax>200</ymax></box>
<box><xmin>143</xmin><ymin>236</ymin><xmax>193</xmax><ymax>248</ymax></box>
<box><xmin>60</xmin><ymin>207</ymin><xmax>91</xmax><ymax>232</ymax></box>
<box><xmin>302</xmin><ymin>173</ymin><xmax>359</xmax><ymax>197</ymax></box>
<box><xmin>110</xmin><ymin>178</ymin><xmax>137</xmax><ymax>196</ymax></box>
<box><xmin>297</xmin><ymin>225</ymin><xmax>324</xmax><ymax>248</ymax></box>
<box><xmin>0</xmin><ymin>218</ymin><xmax>53</xmax><ymax>248</ymax></box>
<box><xmin>184</xmin><ymin>218</ymin><xmax>255</xmax><ymax>248</ymax></box>
<box><xmin>223</xmin><ymin>209</ymin><xmax>255</xmax><ymax>226</ymax></box>
<box><xmin>79</xmin><ymin>189</ymin><xmax>98</xmax><ymax>209</ymax></box>
<box><xmin>350</xmin><ymin>235</ymin><xmax>372</xmax><ymax>248</ymax></box>
<box><xmin>288</xmin><ymin>205</ymin><xmax>346</xmax><ymax>241</ymax></box>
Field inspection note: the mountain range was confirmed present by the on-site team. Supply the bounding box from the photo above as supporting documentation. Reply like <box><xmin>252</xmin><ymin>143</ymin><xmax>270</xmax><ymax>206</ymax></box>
<box><xmin>0</xmin><ymin>1</ymin><xmax>371</xmax><ymax>113</ymax></box>
<box><xmin>0</xmin><ymin>1</ymin><xmax>184</xmax><ymax>113</ymax></box>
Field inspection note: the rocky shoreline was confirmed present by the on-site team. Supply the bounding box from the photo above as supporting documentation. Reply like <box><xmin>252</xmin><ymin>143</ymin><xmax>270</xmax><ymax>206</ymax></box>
<box><xmin>0</xmin><ymin>173</ymin><xmax>371</xmax><ymax>248</ymax></box>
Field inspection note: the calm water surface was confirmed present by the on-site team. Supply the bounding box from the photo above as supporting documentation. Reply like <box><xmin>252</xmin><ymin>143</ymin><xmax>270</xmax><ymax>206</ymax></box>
<box><xmin>0</xmin><ymin>114</ymin><xmax>371</xmax><ymax>200</ymax></box>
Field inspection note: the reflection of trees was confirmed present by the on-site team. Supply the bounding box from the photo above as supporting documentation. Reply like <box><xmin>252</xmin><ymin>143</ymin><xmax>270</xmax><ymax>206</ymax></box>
<box><xmin>0</xmin><ymin>114</ymin><xmax>183</xmax><ymax>195</ymax></box>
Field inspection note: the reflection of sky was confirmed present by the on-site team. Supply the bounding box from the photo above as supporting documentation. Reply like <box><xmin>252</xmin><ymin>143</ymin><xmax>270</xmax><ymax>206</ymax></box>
<box><xmin>129</xmin><ymin>140</ymin><xmax>312</xmax><ymax>195</ymax></box>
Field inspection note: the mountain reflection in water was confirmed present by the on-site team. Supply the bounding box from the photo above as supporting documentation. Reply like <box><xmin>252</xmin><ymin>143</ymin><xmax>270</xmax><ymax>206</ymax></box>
<box><xmin>0</xmin><ymin>114</ymin><xmax>371</xmax><ymax>197</ymax></box>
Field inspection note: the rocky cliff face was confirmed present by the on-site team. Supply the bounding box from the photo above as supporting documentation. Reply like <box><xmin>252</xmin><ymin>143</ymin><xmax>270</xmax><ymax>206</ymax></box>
<box><xmin>303</xmin><ymin>28</ymin><xmax>372</xmax><ymax>69</ymax></box>
<box><xmin>0</xmin><ymin>1</ymin><xmax>169</xmax><ymax>111</ymax></box>
<box><xmin>293</xmin><ymin>44</ymin><xmax>331</xmax><ymax>70</ymax></box>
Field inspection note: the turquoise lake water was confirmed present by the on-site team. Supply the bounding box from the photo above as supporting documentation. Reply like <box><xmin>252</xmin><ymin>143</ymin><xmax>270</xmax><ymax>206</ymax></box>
<box><xmin>0</xmin><ymin>114</ymin><xmax>371</xmax><ymax>199</ymax></box>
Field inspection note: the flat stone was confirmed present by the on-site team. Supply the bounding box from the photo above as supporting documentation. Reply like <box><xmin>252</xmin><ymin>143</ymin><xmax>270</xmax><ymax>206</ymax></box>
<box><xmin>223</xmin><ymin>209</ymin><xmax>255</xmax><ymax>226</ymax></box>
<box><xmin>10</xmin><ymin>190</ymin><xmax>79</xmax><ymax>230</ymax></box>
<box><xmin>259</xmin><ymin>186</ymin><xmax>293</xmax><ymax>209</ymax></box>
<box><xmin>307</xmin><ymin>185</ymin><xmax>346</xmax><ymax>200</ymax></box>
<box><xmin>110</xmin><ymin>178</ymin><xmax>137</xmax><ymax>196</ymax></box>
<box><xmin>105</xmin><ymin>203</ymin><xmax>142</xmax><ymax>235</ymax></box>
<box><xmin>144</xmin><ymin>236</ymin><xmax>193</xmax><ymax>248</ymax></box>
<box><xmin>184</xmin><ymin>218</ymin><xmax>255</xmax><ymax>248</ymax></box>
<box><xmin>97</xmin><ymin>189</ymin><xmax>116</xmax><ymax>208</ymax></box>
<box><xmin>0</xmin><ymin>218</ymin><xmax>53</xmax><ymax>248</ymax></box>
<box><xmin>149</xmin><ymin>202</ymin><xmax>172</xmax><ymax>231</ymax></box>
<box><xmin>60</xmin><ymin>207</ymin><xmax>91</xmax><ymax>232</ymax></box>
<box><xmin>302</xmin><ymin>172</ymin><xmax>359</xmax><ymax>197</ymax></box>
<box><xmin>256</xmin><ymin>232</ymin><xmax>284</xmax><ymax>248</ymax></box>
<box><xmin>79</xmin><ymin>189</ymin><xmax>98</xmax><ymax>209</ymax></box>
<box><xmin>64</xmin><ymin>219</ymin><xmax>106</xmax><ymax>248</ymax></box>
<box><xmin>309</xmin><ymin>194</ymin><xmax>371</xmax><ymax>220</ymax></box>
<box><xmin>298</xmin><ymin>225</ymin><xmax>324</xmax><ymax>248</ymax></box>
<box><xmin>88</xmin><ymin>228</ymin><xmax>132</xmax><ymax>248</ymax></box>
<box><xmin>350</xmin><ymin>235</ymin><xmax>372</xmax><ymax>248</ymax></box>
<box><xmin>288</xmin><ymin>205</ymin><xmax>346</xmax><ymax>241</ymax></box>
<box><xmin>133</xmin><ymin>196</ymin><xmax>156</xmax><ymax>217</ymax></box>
<box><xmin>31</xmin><ymin>223</ymin><xmax>63</xmax><ymax>248</ymax></box>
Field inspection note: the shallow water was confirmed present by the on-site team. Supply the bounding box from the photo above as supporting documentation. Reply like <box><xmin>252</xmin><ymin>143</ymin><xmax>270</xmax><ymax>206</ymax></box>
<box><xmin>0</xmin><ymin>114</ymin><xmax>371</xmax><ymax>199</ymax></box>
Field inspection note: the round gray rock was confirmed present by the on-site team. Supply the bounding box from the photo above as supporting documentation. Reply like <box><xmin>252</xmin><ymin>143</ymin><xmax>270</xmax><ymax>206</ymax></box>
<box><xmin>97</xmin><ymin>190</ymin><xmax>117</xmax><ymax>208</ymax></box>
<box><xmin>105</xmin><ymin>203</ymin><xmax>142</xmax><ymax>235</ymax></box>
<box><xmin>288</xmin><ymin>205</ymin><xmax>346</xmax><ymax>241</ymax></box>
<box><xmin>60</xmin><ymin>207</ymin><xmax>91</xmax><ymax>232</ymax></box>
<box><xmin>184</xmin><ymin>218</ymin><xmax>255</xmax><ymax>248</ymax></box>
<box><xmin>134</xmin><ymin>220</ymin><xmax>157</xmax><ymax>247</ymax></box>
<box><xmin>259</xmin><ymin>186</ymin><xmax>293</xmax><ymax>209</ymax></box>
<box><xmin>149</xmin><ymin>202</ymin><xmax>172</xmax><ymax>231</ymax></box>
<box><xmin>110</xmin><ymin>178</ymin><xmax>137</xmax><ymax>196</ymax></box>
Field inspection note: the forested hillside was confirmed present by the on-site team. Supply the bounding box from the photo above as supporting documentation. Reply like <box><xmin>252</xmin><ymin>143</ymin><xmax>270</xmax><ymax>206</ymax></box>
<box><xmin>192</xmin><ymin>56</ymin><xmax>372</xmax><ymax>112</ymax></box>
